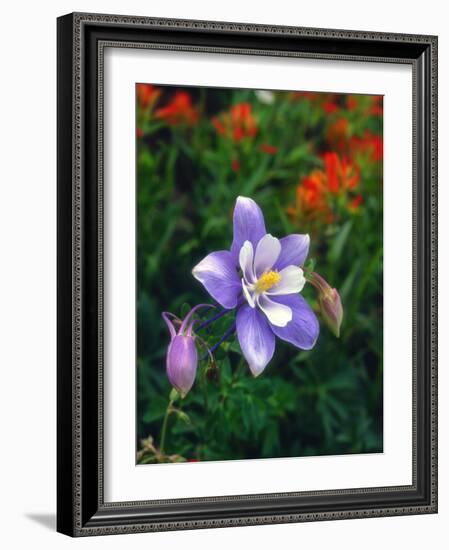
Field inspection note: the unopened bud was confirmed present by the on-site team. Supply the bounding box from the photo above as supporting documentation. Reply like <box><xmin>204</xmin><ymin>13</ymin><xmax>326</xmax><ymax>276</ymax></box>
<box><xmin>162</xmin><ymin>304</ymin><xmax>213</xmax><ymax>397</ymax></box>
<box><xmin>166</xmin><ymin>334</ymin><xmax>198</xmax><ymax>398</ymax></box>
<box><xmin>308</xmin><ymin>272</ymin><xmax>343</xmax><ymax>338</ymax></box>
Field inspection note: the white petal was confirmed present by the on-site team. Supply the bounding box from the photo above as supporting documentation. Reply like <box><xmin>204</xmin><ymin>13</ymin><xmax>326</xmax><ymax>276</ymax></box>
<box><xmin>266</xmin><ymin>266</ymin><xmax>306</xmax><ymax>296</ymax></box>
<box><xmin>257</xmin><ymin>294</ymin><xmax>292</xmax><ymax>327</ymax></box>
<box><xmin>241</xmin><ymin>279</ymin><xmax>256</xmax><ymax>308</ymax></box>
<box><xmin>239</xmin><ymin>240</ymin><xmax>255</xmax><ymax>283</ymax></box>
<box><xmin>254</xmin><ymin>234</ymin><xmax>281</xmax><ymax>278</ymax></box>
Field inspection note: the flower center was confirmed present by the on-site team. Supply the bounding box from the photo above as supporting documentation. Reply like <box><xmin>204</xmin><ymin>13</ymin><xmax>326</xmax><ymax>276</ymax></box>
<box><xmin>254</xmin><ymin>270</ymin><xmax>281</xmax><ymax>293</ymax></box>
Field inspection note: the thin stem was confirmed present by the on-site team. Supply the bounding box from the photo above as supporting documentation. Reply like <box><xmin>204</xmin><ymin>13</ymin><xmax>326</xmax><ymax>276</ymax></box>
<box><xmin>201</xmin><ymin>366</ymin><xmax>209</xmax><ymax>412</ymax></box>
<box><xmin>180</xmin><ymin>303</ymin><xmax>214</xmax><ymax>334</ymax></box>
<box><xmin>196</xmin><ymin>334</ymin><xmax>214</xmax><ymax>363</ymax></box>
<box><xmin>159</xmin><ymin>396</ymin><xmax>175</xmax><ymax>457</ymax></box>
<box><xmin>195</xmin><ymin>308</ymin><xmax>231</xmax><ymax>332</ymax></box>
<box><xmin>202</xmin><ymin>322</ymin><xmax>237</xmax><ymax>359</ymax></box>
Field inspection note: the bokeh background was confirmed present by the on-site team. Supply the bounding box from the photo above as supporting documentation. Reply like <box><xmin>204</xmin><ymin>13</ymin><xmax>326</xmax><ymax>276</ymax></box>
<box><xmin>136</xmin><ymin>84</ymin><xmax>383</xmax><ymax>463</ymax></box>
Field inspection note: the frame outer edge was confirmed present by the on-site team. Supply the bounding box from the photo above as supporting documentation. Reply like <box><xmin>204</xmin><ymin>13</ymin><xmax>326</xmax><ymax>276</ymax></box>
<box><xmin>57</xmin><ymin>13</ymin><xmax>77</xmax><ymax>537</ymax></box>
<box><xmin>428</xmin><ymin>33</ymin><xmax>437</xmax><ymax>511</ymax></box>
<box><xmin>71</xmin><ymin>11</ymin><xmax>437</xmax><ymax>43</ymax></box>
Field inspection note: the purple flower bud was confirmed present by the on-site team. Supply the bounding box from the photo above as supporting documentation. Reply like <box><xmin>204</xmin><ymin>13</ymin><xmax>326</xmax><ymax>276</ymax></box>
<box><xmin>309</xmin><ymin>272</ymin><xmax>343</xmax><ymax>338</ymax></box>
<box><xmin>162</xmin><ymin>304</ymin><xmax>213</xmax><ymax>397</ymax></box>
<box><xmin>166</xmin><ymin>335</ymin><xmax>198</xmax><ymax>398</ymax></box>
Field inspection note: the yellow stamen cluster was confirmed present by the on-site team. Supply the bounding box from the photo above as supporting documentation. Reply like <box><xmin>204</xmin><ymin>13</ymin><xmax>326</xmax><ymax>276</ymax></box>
<box><xmin>255</xmin><ymin>270</ymin><xmax>282</xmax><ymax>293</ymax></box>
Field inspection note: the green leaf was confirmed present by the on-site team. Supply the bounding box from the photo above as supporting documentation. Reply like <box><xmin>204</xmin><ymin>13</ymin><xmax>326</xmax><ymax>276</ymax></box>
<box><xmin>284</xmin><ymin>144</ymin><xmax>310</xmax><ymax>165</ymax></box>
<box><xmin>142</xmin><ymin>408</ymin><xmax>165</xmax><ymax>424</ymax></box>
<box><xmin>328</xmin><ymin>220</ymin><xmax>353</xmax><ymax>263</ymax></box>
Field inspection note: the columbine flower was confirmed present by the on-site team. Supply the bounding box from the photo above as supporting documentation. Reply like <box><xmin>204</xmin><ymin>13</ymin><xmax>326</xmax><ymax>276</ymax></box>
<box><xmin>192</xmin><ymin>197</ymin><xmax>319</xmax><ymax>376</ymax></box>
<box><xmin>308</xmin><ymin>272</ymin><xmax>343</xmax><ymax>337</ymax></box>
<box><xmin>162</xmin><ymin>305</ymin><xmax>211</xmax><ymax>397</ymax></box>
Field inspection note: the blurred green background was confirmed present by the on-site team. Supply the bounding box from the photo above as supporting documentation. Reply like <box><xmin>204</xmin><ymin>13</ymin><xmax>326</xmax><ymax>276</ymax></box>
<box><xmin>136</xmin><ymin>84</ymin><xmax>383</xmax><ymax>463</ymax></box>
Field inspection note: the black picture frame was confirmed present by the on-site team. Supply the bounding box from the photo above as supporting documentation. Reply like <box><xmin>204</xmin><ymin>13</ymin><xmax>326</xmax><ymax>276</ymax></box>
<box><xmin>57</xmin><ymin>12</ymin><xmax>438</xmax><ymax>537</ymax></box>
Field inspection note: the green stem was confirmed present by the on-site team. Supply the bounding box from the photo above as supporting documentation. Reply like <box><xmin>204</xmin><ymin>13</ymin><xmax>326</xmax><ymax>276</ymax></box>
<box><xmin>159</xmin><ymin>404</ymin><xmax>171</xmax><ymax>457</ymax></box>
<box><xmin>201</xmin><ymin>367</ymin><xmax>209</xmax><ymax>411</ymax></box>
<box><xmin>159</xmin><ymin>389</ymin><xmax>178</xmax><ymax>457</ymax></box>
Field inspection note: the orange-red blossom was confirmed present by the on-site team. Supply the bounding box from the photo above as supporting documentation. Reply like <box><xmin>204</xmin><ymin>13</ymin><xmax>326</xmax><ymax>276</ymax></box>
<box><xmin>136</xmin><ymin>83</ymin><xmax>161</xmax><ymax>109</ymax></box>
<box><xmin>350</xmin><ymin>130</ymin><xmax>383</xmax><ymax>162</ymax></box>
<box><xmin>212</xmin><ymin>103</ymin><xmax>258</xmax><ymax>142</ymax></box>
<box><xmin>288</xmin><ymin>152</ymin><xmax>362</xmax><ymax>223</ymax></box>
<box><xmin>326</xmin><ymin>119</ymin><xmax>383</xmax><ymax>163</ymax></box>
<box><xmin>155</xmin><ymin>91</ymin><xmax>199</xmax><ymax>126</ymax></box>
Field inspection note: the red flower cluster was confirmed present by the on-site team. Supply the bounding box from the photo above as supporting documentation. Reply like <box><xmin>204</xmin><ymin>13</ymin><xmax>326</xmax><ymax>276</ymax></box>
<box><xmin>288</xmin><ymin>152</ymin><xmax>362</xmax><ymax>224</ymax></box>
<box><xmin>346</xmin><ymin>95</ymin><xmax>359</xmax><ymax>111</ymax></box>
<box><xmin>212</xmin><ymin>103</ymin><xmax>258</xmax><ymax>142</ymax></box>
<box><xmin>323</xmin><ymin>152</ymin><xmax>360</xmax><ymax>193</ymax></box>
<box><xmin>326</xmin><ymin>118</ymin><xmax>350</xmax><ymax>153</ymax></box>
<box><xmin>368</xmin><ymin>95</ymin><xmax>383</xmax><ymax>116</ymax></box>
<box><xmin>326</xmin><ymin>118</ymin><xmax>382</xmax><ymax>163</ymax></box>
<box><xmin>288</xmin><ymin>169</ymin><xmax>333</xmax><ymax>223</ymax></box>
<box><xmin>136</xmin><ymin>83</ymin><xmax>161</xmax><ymax>109</ymax></box>
<box><xmin>350</xmin><ymin>130</ymin><xmax>383</xmax><ymax>162</ymax></box>
<box><xmin>289</xmin><ymin>90</ymin><xmax>383</xmax><ymax>224</ymax></box>
<box><xmin>155</xmin><ymin>91</ymin><xmax>199</xmax><ymax>126</ymax></box>
<box><xmin>323</xmin><ymin>100</ymin><xmax>339</xmax><ymax>114</ymax></box>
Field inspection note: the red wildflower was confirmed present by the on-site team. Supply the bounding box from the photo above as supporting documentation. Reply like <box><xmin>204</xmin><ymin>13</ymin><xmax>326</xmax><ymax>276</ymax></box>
<box><xmin>212</xmin><ymin>117</ymin><xmax>226</xmax><ymax>136</ymax></box>
<box><xmin>136</xmin><ymin>127</ymin><xmax>144</xmax><ymax>138</ymax></box>
<box><xmin>348</xmin><ymin>194</ymin><xmax>363</xmax><ymax>211</ymax></box>
<box><xmin>326</xmin><ymin>118</ymin><xmax>349</xmax><ymax>153</ymax></box>
<box><xmin>155</xmin><ymin>91</ymin><xmax>199</xmax><ymax>126</ymax></box>
<box><xmin>287</xmin><ymin>170</ymin><xmax>333</xmax><ymax>224</ymax></box>
<box><xmin>346</xmin><ymin>95</ymin><xmax>359</xmax><ymax>111</ymax></box>
<box><xmin>368</xmin><ymin>95</ymin><xmax>383</xmax><ymax>116</ymax></box>
<box><xmin>324</xmin><ymin>152</ymin><xmax>340</xmax><ymax>193</ymax></box>
<box><xmin>350</xmin><ymin>130</ymin><xmax>383</xmax><ymax>162</ymax></box>
<box><xmin>260</xmin><ymin>143</ymin><xmax>278</xmax><ymax>155</ymax></box>
<box><xmin>212</xmin><ymin>103</ymin><xmax>258</xmax><ymax>142</ymax></box>
<box><xmin>323</xmin><ymin>101</ymin><xmax>339</xmax><ymax>114</ymax></box>
<box><xmin>136</xmin><ymin>83</ymin><xmax>161</xmax><ymax>109</ymax></box>
<box><xmin>323</xmin><ymin>152</ymin><xmax>360</xmax><ymax>193</ymax></box>
<box><xmin>288</xmin><ymin>152</ymin><xmax>361</xmax><ymax>224</ymax></box>
<box><xmin>231</xmin><ymin>159</ymin><xmax>241</xmax><ymax>172</ymax></box>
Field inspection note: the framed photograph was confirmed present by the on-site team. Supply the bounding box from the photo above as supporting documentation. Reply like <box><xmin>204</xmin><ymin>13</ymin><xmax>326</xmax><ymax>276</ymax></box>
<box><xmin>57</xmin><ymin>12</ymin><xmax>438</xmax><ymax>536</ymax></box>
